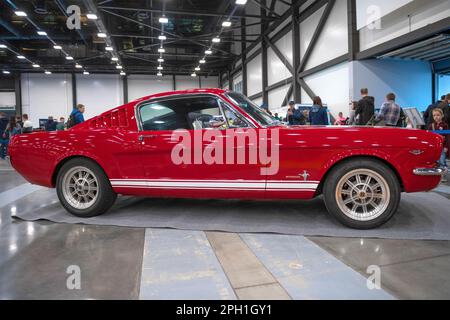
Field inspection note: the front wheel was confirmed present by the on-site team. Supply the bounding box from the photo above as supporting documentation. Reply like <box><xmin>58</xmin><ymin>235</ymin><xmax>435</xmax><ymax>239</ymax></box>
<box><xmin>56</xmin><ymin>158</ymin><xmax>117</xmax><ymax>217</ymax></box>
<box><xmin>323</xmin><ymin>158</ymin><xmax>401</xmax><ymax>229</ymax></box>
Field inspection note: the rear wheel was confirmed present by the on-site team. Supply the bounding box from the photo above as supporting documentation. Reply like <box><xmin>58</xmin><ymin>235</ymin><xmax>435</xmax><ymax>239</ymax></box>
<box><xmin>323</xmin><ymin>158</ymin><xmax>401</xmax><ymax>229</ymax></box>
<box><xmin>56</xmin><ymin>158</ymin><xmax>117</xmax><ymax>217</ymax></box>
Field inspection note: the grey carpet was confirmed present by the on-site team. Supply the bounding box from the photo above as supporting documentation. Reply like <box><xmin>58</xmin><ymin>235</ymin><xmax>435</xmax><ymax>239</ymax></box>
<box><xmin>7</xmin><ymin>187</ymin><xmax>450</xmax><ymax>240</ymax></box>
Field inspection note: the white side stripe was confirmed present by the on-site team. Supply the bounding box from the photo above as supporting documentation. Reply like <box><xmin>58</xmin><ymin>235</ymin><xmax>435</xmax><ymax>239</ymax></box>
<box><xmin>110</xmin><ymin>179</ymin><xmax>319</xmax><ymax>191</ymax></box>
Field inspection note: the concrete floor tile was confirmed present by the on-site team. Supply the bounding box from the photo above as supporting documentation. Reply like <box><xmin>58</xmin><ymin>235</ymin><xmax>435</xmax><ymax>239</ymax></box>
<box><xmin>235</xmin><ymin>283</ymin><xmax>291</xmax><ymax>300</ymax></box>
<box><xmin>0</xmin><ymin>223</ymin><xmax>145</xmax><ymax>299</ymax></box>
<box><xmin>242</xmin><ymin>234</ymin><xmax>394</xmax><ymax>300</ymax></box>
<box><xmin>206</xmin><ymin>232</ymin><xmax>276</xmax><ymax>289</ymax></box>
<box><xmin>140</xmin><ymin>229</ymin><xmax>235</xmax><ymax>300</ymax></box>
<box><xmin>379</xmin><ymin>255</ymin><xmax>450</xmax><ymax>299</ymax></box>
<box><xmin>308</xmin><ymin>236</ymin><xmax>450</xmax><ymax>272</ymax></box>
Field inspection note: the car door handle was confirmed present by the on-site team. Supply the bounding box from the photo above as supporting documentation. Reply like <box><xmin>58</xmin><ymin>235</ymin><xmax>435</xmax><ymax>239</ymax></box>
<box><xmin>139</xmin><ymin>134</ymin><xmax>157</xmax><ymax>141</ymax></box>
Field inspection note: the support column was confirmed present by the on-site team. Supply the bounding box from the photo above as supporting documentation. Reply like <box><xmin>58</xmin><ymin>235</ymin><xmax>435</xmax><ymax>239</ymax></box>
<box><xmin>71</xmin><ymin>73</ymin><xmax>77</xmax><ymax>108</ymax></box>
<box><xmin>261</xmin><ymin>1</ymin><xmax>268</xmax><ymax>105</ymax></box>
<box><xmin>347</xmin><ymin>0</ymin><xmax>359</xmax><ymax>61</ymax></box>
<box><xmin>241</xmin><ymin>17</ymin><xmax>248</xmax><ymax>96</ymax></box>
<box><xmin>123</xmin><ymin>75</ymin><xmax>128</xmax><ymax>104</ymax></box>
<box><xmin>291</xmin><ymin>5</ymin><xmax>301</xmax><ymax>102</ymax></box>
<box><xmin>14</xmin><ymin>73</ymin><xmax>22</xmax><ymax>115</ymax></box>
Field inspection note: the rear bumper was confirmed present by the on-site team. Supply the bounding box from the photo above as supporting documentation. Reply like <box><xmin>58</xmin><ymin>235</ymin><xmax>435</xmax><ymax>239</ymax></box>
<box><xmin>413</xmin><ymin>166</ymin><xmax>448</xmax><ymax>176</ymax></box>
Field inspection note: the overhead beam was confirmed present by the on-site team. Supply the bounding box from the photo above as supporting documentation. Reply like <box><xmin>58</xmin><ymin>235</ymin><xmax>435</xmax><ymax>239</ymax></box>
<box><xmin>98</xmin><ymin>5</ymin><xmax>278</xmax><ymax>20</ymax></box>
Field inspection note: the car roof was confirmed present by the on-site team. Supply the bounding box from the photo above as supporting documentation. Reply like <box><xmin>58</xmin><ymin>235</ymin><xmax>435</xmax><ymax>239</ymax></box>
<box><xmin>132</xmin><ymin>88</ymin><xmax>228</xmax><ymax>104</ymax></box>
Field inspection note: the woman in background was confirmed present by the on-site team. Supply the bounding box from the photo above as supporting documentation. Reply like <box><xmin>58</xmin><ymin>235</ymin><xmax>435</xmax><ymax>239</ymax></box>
<box><xmin>309</xmin><ymin>96</ymin><xmax>329</xmax><ymax>125</ymax></box>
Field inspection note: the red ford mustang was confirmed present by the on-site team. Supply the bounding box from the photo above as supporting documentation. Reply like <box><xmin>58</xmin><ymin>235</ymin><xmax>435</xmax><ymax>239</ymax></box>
<box><xmin>8</xmin><ymin>89</ymin><xmax>447</xmax><ymax>229</ymax></box>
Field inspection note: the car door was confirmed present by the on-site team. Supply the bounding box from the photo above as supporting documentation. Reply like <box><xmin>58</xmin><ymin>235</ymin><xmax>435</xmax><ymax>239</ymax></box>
<box><xmin>133</xmin><ymin>94</ymin><xmax>265</xmax><ymax>199</ymax></box>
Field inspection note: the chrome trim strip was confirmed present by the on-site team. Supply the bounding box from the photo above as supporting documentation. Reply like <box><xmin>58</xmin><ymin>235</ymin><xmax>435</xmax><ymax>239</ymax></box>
<box><xmin>413</xmin><ymin>167</ymin><xmax>448</xmax><ymax>176</ymax></box>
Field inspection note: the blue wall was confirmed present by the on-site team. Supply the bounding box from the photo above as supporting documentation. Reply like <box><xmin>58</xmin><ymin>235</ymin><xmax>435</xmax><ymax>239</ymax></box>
<box><xmin>351</xmin><ymin>59</ymin><xmax>432</xmax><ymax>111</ymax></box>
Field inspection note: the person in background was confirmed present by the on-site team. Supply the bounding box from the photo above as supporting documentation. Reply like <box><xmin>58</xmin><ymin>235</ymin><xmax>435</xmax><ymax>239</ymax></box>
<box><xmin>286</xmin><ymin>101</ymin><xmax>296</xmax><ymax>125</ymax></box>
<box><xmin>424</xmin><ymin>95</ymin><xmax>445</xmax><ymax>126</ymax></box>
<box><xmin>274</xmin><ymin>113</ymin><xmax>282</xmax><ymax>122</ymax></box>
<box><xmin>0</xmin><ymin>112</ymin><xmax>9</xmax><ymax>159</ymax></box>
<box><xmin>375</xmin><ymin>93</ymin><xmax>401</xmax><ymax>127</ymax></box>
<box><xmin>334</xmin><ymin>112</ymin><xmax>347</xmax><ymax>126</ymax></box>
<box><xmin>437</xmin><ymin>93</ymin><xmax>450</xmax><ymax>125</ymax></box>
<box><xmin>428</xmin><ymin>108</ymin><xmax>449</xmax><ymax>182</ymax></box>
<box><xmin>355</xmin><ymin>88</ymin><xmax>375</xmax><ymax>125</ymax></box>
<box><xmin>309</xmin><ymin>96</ymin><xmax>329</xmax><ymax>125</ymax></box>
<box><xmin>16</xmin><ymin>115</ymin><xmax>23</xmax><ymax>129</ymax></box>
<box><xmin>68</xmin><ymin>104</ymin><xmax>86</xmax><ymax>128</ymax></box>
<box><xmin>2</xmin><ymin>116</ymin><xmax>21</xmax><ymax>158</ymax></box>
<box><xmin>45</xmin><ymin>116</ymin><xmax>57</xmax><ymax>131</ymax></box>
<box><xmin>348</xmin><ymin>101</ymin><xmax>358</xmax><ymax>125</ymax></box>
<box><xmin>56</xmin><ymin>117</ymin><xmax>65</xmax><ymax>131</ymax></box>
<box><xmin>22</xmin><ymin>114</ymin><xmax>33</xmax><ymax>133</ymax></box>
<box><xmin>286</xmin><ymin>101</ymin><xmax>306</xmax><ymax>125</ymax></box>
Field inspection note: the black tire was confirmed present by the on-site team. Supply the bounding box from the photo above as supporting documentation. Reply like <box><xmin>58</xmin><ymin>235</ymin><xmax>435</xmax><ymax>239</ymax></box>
<box><xmin>323</xmin><ymin>158</ymin><xmax>401</xmax><ymax>229</ymax></box>
<box><xmin>56</xmin><ymin>158</ymin><xmax>117</xmax><ymax>217</ymax></box>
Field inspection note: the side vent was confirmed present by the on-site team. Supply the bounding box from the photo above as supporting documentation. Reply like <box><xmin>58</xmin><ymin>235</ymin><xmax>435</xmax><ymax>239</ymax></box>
<box><xmin>90</xmin><ymin>108</ymin><xmax>128</xmax><ymax>128</ymax></box>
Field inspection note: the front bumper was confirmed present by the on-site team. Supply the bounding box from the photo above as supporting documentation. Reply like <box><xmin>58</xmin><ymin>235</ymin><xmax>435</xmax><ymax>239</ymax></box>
<box><xmin>413</xmin><ymin>166</ymin><xmax>448</xmax><ymax>176</ymax></box>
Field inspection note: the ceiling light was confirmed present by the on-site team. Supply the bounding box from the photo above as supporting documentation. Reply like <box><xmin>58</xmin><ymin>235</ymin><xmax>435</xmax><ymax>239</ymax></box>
<box><xmin>159</xmin><ymin>17</ymin><xmax>168</xmax><ymax>24</ymax></box>
<box><xmin>53</xmin><ymin>45</ymin><xmax>62</xmax><ymax>50</ymax></box>
<box><xmin>116</xmin><ymin>65</ymin><xmax>122</xmax><ymax>69</ymax></box>
<box><xmin>86</xmin><ymin>13</ymin><xmax>98</xmax><ymax>20</ymax></box>
<box><xmin>2</xmin><ymin>70</ymin><xmax>10</xmax><ymax>74</ymax></box>
<box><xmin>75</xmin><ymin>64</ymin><xmax>82</xmax><ymax>68</ymax></box>
<box><xmin>191</xmin><ymin>73</ymin><xmax>197</xmax><ymax>77</ymax></box>
<box><xmin>97</xmin><ymin>32</ymin><xmax>107</xmax><ymax>38</ymax></box>
<box><xmin>157</xmin><ymin>58</ymin><xmax>164</xmax><ymax>63</ymax></box>
<box><xmin>17</xmin><ymin>55</ymin><xmax>26</xmax><ymax>59</ymax></box>
<box><xmin>45</xmin><ymin>71</ymin><xmax>51</xmax><ymax>74</ymax></box>
<box><xmin>0</xmin><ymin>44</ymin><xmax>7</xmax><ymax>49</ymax></box>
<box><xmin>157</xmin><ymin>72</ymin><xmax>163</xmax><ymax>76</ymax></box>
<box><xmin>83</xmin><ymin>71</ymin><xmax>89</xmax><ymax>75</ymax></box>
<box><xmin>37</xmin><ymin>30</ymin><xmax>47</xmax><ymax>36</ymax></box>
<box><xmin>65</xmin><ymin>56</ymin><xmax>74</xmax><ymax>60</ymax></box>
<box><xmin>236</xmin><ymin>0</ymin><xmax>248</xmax><ymax>4</ymax></box>
<box><xmin>205</xmin><ymin>50</ymin><xmax>212</xmax><ymax>55</ymax></box>
<box><xmin>32</xmin><ymin>64</ymin><xmax>40</xmax><ymax>68</ymax></box>
<box><xmin>158</xmin><ymin>48</ymin><xmax>165</xmax><ymax>53</ymax></box>
<box><xmin>212</xmin><ymin>37</ymin><xmax>220</xmax><ymax>43</ymax></box>
<box><xmin>222</xmin><ymin>21</ymin><xmax>232</xmax><ymax>27</ymax></box>
<box><xmin>111</xmin><ymin>57</ymin><xmax>119</xmax><ymax>61</ymax></box>
<box><xmin>195</xmin><ymin>67</ymin><xmax>200</xmax><ymax>71</ymax></box>
<box><xmin>15</xmin><ymin>11</ymin><xmax>27</xmax><ymax>17</ymax></box>
<box><xmin>158</xmin><ymin>35</ymin><xmax>167</xmax><ymax>40</ymax></box>
<box><xmin>120</xmin><ymin>71</ymin><xmax>126</xmax><ymax>76</ymax></box>
<box><xmin>199</xmin><ymin>59</ymin><xmax>206</xmax><ymax>64</ymax></box>
<box><xmin>157</xmin><ymin>66</ymin><xmax>163</xmax><ymax>70</ymax></box>
<box><xmin>105</xmin><ymin>46</ymin><xmax>113</xmax><ymax>51</ymax></box>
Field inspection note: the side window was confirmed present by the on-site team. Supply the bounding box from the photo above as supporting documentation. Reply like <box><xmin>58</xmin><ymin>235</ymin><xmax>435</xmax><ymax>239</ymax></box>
<box><xmin>140</xmin><ymin>102</ymin><xmax>189</xmax><ymax>131</ymax></box>
<box><xmin>220</xmin><ymin>101</ymin><xmax>249</xmax><ymax>128</ymax></box>
<box><xmin>185</xmin><ymin>97</ymin><xmax>226</xmax><ymax>130</ymax></box>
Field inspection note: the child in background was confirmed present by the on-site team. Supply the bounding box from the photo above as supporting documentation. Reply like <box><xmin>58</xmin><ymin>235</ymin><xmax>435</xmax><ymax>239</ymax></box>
<box><xmin>334</xmin><ymin>112</ymin><xmax>347</xmax><ymax>126</ymax></box>
<box><xmin>428</xmin><ymin>108</ymin><xmax>449</xmax><ymax>182</ymax></box>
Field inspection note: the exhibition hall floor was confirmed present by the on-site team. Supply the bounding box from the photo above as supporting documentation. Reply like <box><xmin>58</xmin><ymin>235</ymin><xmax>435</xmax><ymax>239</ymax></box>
<box><xmin>1</xmin><ymin>160</ymin><xmax>450</xmax><ymax>300</ymax></box>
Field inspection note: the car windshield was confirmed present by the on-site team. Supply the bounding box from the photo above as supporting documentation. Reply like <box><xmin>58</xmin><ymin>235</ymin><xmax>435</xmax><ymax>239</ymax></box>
<box><xmin>225</xmin><ymin>91</ymin><xmax>278</xmax><ymax>127</ymax></box>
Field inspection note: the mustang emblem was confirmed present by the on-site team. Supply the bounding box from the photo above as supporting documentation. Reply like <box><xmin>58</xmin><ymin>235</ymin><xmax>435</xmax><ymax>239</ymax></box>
<box><xmin>300</xmin><ymin>170</ymin><xmax>310</xmax><ymax>181</ymax></box>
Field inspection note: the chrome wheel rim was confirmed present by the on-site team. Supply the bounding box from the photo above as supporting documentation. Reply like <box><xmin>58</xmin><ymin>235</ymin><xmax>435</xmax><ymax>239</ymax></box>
<box><xmin>62</xmin><ymin>166</ymin><xmax>99</xmax><ymax>210</ymax></box>
<box><xmin>335</xmin><ymin>169</ymin><xmax>390</xmax><ymax>221</ymax></box>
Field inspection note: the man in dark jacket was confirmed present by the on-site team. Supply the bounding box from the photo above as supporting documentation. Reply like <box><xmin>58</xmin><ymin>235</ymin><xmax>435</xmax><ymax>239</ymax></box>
<box><xmin>45</xmin><ymin>116</ymin><xmax>57</xmax><ymax>131</ymax></box>
<box><xmin>0</xmin><ymin>112</ymin><xmax>9</xmax><ymax>159</ymax></box>
<box><xmin>355</xmin><ymin>88</ymin><xmax>375</xmax><ymax>125</ymax></box>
